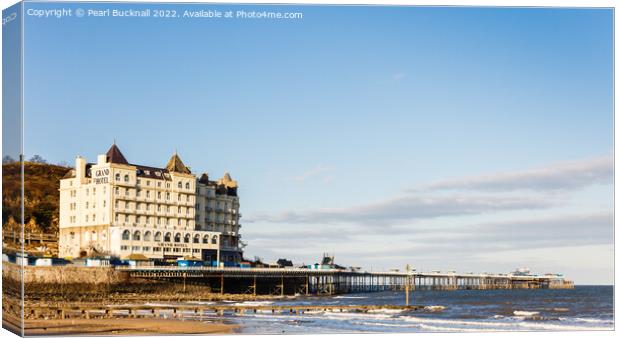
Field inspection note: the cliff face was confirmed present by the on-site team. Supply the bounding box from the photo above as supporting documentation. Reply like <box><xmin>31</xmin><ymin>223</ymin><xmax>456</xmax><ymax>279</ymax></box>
<box><xmin>2</xmin><ymin>162</ymin><xmax>71</xmax><ymax>234</ymax></box>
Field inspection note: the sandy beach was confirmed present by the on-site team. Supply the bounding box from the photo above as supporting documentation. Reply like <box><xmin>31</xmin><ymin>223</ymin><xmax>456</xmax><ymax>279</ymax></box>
<box><xmin>22</xmin><ymin>317</ymin><xmax>237</xmax><ymax>336</ymax></box>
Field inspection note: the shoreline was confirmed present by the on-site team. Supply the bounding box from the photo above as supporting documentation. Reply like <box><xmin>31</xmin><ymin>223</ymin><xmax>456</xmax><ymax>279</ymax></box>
<box><xmin>22</xmin><ymin>317</ymin><xmax>237</xmax><ymax>336</ymax></box>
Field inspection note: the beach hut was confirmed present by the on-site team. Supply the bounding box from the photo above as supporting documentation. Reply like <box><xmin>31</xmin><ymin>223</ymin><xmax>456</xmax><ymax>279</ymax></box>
<box><xmin>177</xmin><ymin>256</ymin><xmax>203</xmax><ymax>267</ymax></box>
<box><xmin>122</xmin><ymin>253</ymin><xmax>153</xmax><ymax>267</ymax></box>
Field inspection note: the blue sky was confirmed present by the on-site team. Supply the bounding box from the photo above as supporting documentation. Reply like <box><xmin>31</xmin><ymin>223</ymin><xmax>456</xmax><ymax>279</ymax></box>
<box><xmin>19</xmin><ymin>3</ymin><xmax>613</xmax><ymax>283</ymax></box>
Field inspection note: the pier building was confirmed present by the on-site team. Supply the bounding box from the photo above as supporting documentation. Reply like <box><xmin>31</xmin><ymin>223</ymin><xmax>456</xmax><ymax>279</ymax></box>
<box><xmin>58</xmin><ymin>144</ymin><xmax>243</xmax><ymax>263</ymax></box>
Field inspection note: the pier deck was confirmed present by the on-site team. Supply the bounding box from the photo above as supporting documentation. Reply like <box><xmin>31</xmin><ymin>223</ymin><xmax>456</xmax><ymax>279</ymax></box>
<box><xmin>116</xmin><ymin>266</ymin><xmax>574</xmax><ymax>295</ymax></box>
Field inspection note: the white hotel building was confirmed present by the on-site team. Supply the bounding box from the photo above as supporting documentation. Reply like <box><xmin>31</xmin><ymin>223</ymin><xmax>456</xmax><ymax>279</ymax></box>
<box><xmin>58</xmin><ymin>144</ymin><xmax>243</xmax><ymax>264</ymax></box>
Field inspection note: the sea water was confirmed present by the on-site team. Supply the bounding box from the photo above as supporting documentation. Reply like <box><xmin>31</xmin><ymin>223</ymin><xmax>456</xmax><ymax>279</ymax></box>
<box><xmin>195</xmin><ymin>286</ymin><xmax>614</xmax><ymax>333</ymax></box>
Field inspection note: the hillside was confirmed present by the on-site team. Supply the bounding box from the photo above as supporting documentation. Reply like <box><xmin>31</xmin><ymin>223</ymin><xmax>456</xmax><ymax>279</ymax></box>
<box><xmin>2</xmin><ymin>161</ymin><xmax>71</xmax><ymax>234</ymax></box>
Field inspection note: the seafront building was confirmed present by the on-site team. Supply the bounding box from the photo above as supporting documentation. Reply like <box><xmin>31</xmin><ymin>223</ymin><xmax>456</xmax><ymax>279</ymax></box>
<box><xmin>58</xmin><ymin>144</ymin><xmax>243</xmax><ymax>264</ymax></box>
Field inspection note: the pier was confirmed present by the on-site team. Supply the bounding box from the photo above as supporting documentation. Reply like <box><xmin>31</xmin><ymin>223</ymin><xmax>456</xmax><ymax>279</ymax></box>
<box><xmin>117</xmin><ymin>266</ymin><xmax>574</xmax><ymax>295</ymax></box>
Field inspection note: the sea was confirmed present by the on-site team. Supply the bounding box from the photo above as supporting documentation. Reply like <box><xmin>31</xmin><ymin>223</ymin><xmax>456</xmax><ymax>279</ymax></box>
<box><xmin>170</xmin><ymin>286</ymin><xmax>614</xmax><ymax>333</ymax></box>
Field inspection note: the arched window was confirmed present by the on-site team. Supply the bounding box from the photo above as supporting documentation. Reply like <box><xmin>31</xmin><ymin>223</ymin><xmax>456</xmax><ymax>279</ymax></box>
<box><xmin>132</xmin><ymin>231</ymin><xmax>141</xmax><ymax>241</ymax></box>
<box><xmin>115</xmin><ymin>173</ymin><xmax>121</xmax><ymax>181</ymax></box>
<box><xmin>203</xmin><ymin>235</ymin><xmax>209</xmax><ymax>244</ymax></box>
<box><xmin>193</xmin><ymin>234</ymin><xmax>200</xmax><ymax>243</ymax></box>
<box><xmin>211</xmin><ymin>235</ymin><xmax>218</xmax><ymax>244</ymax></box>
<box><xmin>174</xmin><ymin>233</ymin><xmax>181</xmax><ymax>243</ymax></box>
<box><xmin>124</xmin><ymin>174</ymin><xmax>129</xmax><ymax>182</ymax></box>
<box><xmin>164</xmin><ymin>232</ymin><xmax>171</xmax><ymax>242</ymax></box>
<box><xmin>154</xmin><ymin>232</ymin><xmax>162</xmax><ymax>242</ymax></box>
<box><xmin>184</xmin><ymin>234</ymin><xmax>190</xmax><ymax>243</ymax></box>
<box><xmin>185</xmin><ymin>182</ymin><xmax>190</xmax><ymax>189</ymax></box>
<box><xmin>178</xmin><ymin>181</ymin><xmax>182</xmax><ymax>189</ymax></box>
<box><xmin>143</xmin><ymin>231</ymin><xmax>152</xmax><ymax>242</ymax></box>
<box><xmin>122</xmin><ymin>230</ymin><xmax>130</xmax><ymax>240</ymax></box>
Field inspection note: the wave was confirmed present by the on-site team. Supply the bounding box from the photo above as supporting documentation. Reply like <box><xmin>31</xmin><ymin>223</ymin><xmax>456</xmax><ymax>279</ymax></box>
<box><xmin>424</xmin><ymin>305</ymin><xmax>445</xmax><ymax>312</ymax></box>
<box><xmin>513</xmin><ymin>311</ymin><xmax>539</xmax><ymax>316</ymax></box>
<box><xmin>333</xmin><ymin>295</ymin><xmax>368</xmax><ymax>299</ymax></box>
<box><xmin>229</xmin><ymin>301</ymin><xmax>274</xmax><ymax>307</ymax></box>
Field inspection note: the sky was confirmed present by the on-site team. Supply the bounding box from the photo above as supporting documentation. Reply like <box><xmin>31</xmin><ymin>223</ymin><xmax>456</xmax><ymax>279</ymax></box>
<box><xmin>16</xmin><ymin>2</ymin><xmax>613</xmax><ymax>284</ymax></box>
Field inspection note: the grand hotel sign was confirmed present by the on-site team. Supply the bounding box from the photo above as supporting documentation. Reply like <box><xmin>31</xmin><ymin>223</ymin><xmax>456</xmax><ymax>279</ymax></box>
<box><xmin>93</xmin><ymin>168</ymin><xmax>109</xmax><ymax>184</ymax></box>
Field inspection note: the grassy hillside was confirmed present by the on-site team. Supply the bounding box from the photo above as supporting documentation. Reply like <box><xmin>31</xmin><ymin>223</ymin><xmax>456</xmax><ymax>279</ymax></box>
<box><xmin>2</xmin><ymin>162</ymin><xmax>71</xmax><ymax>234</ymax></box>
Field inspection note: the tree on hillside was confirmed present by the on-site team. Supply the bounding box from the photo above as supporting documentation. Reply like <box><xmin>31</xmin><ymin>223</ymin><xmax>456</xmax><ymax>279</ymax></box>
<box><xmin>2</xmin><ymin>155</ymin><xmax>15</xmax><ymax>164</ymax></box>
<box><xmin>29</xmin><ymin>155</ymin><xmax>47</xmax><ymax>163</ymax></box>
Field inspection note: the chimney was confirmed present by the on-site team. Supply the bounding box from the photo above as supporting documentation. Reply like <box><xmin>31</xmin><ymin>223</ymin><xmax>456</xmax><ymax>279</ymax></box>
<box><xmin>75</xmin><ymin>156</ymin><xmax>86</xmax><ymax>182</ymax></box>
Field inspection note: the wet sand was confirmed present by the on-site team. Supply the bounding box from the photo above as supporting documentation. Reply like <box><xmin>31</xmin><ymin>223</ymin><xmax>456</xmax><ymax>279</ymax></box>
<box><xmin>22</xmin><ymin>317</ymin><xmax>237</xmax><ymax>335</ymax></box>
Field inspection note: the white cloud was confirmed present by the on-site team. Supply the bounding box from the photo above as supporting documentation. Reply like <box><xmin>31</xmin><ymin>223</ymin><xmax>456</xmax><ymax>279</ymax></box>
<box><xmin>421</xmin><ymin>155</ymin><xmax>612</xmax><ymax>192</ymax></box>
<box><xmin>246</xmin><ymin>194</ymin><xmax>553</xmax><ymax>225</ymax></box>
<box><xmin>285</xmin><ymin>164</ymin><xmax>331</xmax><ymax>182</ymax></box>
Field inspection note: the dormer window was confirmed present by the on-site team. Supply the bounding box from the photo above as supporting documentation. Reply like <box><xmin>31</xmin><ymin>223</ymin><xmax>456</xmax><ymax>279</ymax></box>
<box><xmin>185</xmin><ymin>182</ymin><xmax>190</xmax><ymax>190</ymax></box>
<box><xmin>115</xmin><ymin>173</ymin><xmax>120</xmax><ymax>181</ymax></box>
<box><xmin>124</xmin><ymin>174</ymin><xmax>129</xmax><ymax>182</ymax></box>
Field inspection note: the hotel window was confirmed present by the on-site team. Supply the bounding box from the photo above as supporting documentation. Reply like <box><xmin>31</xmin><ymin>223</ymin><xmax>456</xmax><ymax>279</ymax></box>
<box><xmin>157</xmin><ymin>218</ymin><xmax>161</xmax><ymax>225</ymax></box>
<box><xmin>103</xmin><ymin>200</ymin><xmax>106</xmax><ymax>207</ymax></box>
<box><xmin>193</xmin><ymin>249</ymin><xmax>200</xmax><ymax>253</ymax></box>
<box><xmin>166</xmin><ymin>183</ymin><xmax>170</xmax><ymax>188</ymax></box>
<box><xmin>132</xmin><ymin>246</ymin><xmax>140</xmax><ymax>251</ymax></box>
<box><xmin>136</xmin><ymin>216</ymin><xmax>141</xmax><ymax>224</ymax></box>
<box><xmin>115</xmin><ymin>187</ymin><xmax>120</xmax><ymax>195</ymax></box>
<box><xmin>137</xmin><ymin>179</ymin><xmax>141</xmax><ymax>185</ymax></box>
<box><xmin>166</xmin><ymin>218</ymin><xmax>170</xmax><ymax>226</ymax></box>
<box><xmin>203</xmin><ymin>235</ymin><xmax>209</xmax><ymax>244</ymax></box>
<box><xmin>178</xmin><ymin>182</ymin><xmax>182</xmax><ymax>189</ymax></box>
<box><xmin>146</xmin><ymin>216</ymin><xmax>151</xmax><ymax>224</ymax></box>
<box><xmin>178</xmin><ymin>206</ymin><xmax>182</xmax><ymax>214</ymax></box>
<box><xmin>136</xmin><ymin>189</ymin><xmax>141</xmax><ymax>197</ymax></box>
<box><xmin>92</xmin><ymin>214</ymin><xmax>96</xmax><ymax>222</ymax></box>
<box><xmin>86</xmin><ymin>188</ymin><xmax>89</xmax><ymax>196</ymax></box>
<box><xmin>164</xmin><ymin>232</ymin><xmax>171</xmax><ymax>242</ymax></box>
<box><xmin>174</xmin><ymin>233</ymin><xmax>181</xmax><ymax>243</ymax></box>
<box><xmin>157</xmin><ymin>192</ymin><xmax>161</xmax><ymax>199</ymax></box>
<box><xmin>186</xmin><ymin>195</ymin><xmax>190</xmax><ymax>202</ymax></box>
<box><xmin>121</xmin><ymin>245</ymin><xmax>128</xmax><ymax>251</ymax></box>
<box><xmin>146</xmin><ymin>180</ymin><xmax>150</xmax><ymax>186</ymax></box>
<box><xmin>143</xmin><ymin>247</ymin><xmax>150</xmax><ymax>251</ymax></box>
<box><xmin>132</xmin><ymin>231</ymin><xmax>141</xmax><ymax>241</ymax></box>
<box><xmin>154</xmin><ymin>232</ymin><xmax>161</xmax><ymax>241</ymax></box>
<box><xmin>193</xmin><ymin>234</ymin><xmax>200</xmax><ymax>244</ymax></box>
<box><xmin>157</xmin><ymin>205</ymin><xmax>161</xmax><ymax>212</ymax></box>
<box><xmin>164</xmin><ymin>248</ymin><xmax>170</xmax><ymax>252</ymax></box>
<box><xmin>115</xmin><ymin>173</ymin><xmax>120</xmax><ymax>181</ymax></box>
<box><xmin>166</xmin><ymin>206</ymin><xmax>170</xmax><ymax>212</ymax></box>
<box><xmin>103</xmin><ymin>186</ymin><xmax>106</xmax><ymax>194</ymax></box>
<box><xmin>125</xmin><ymin>189</ymin><xmax>129</xmax><ymax>196</ymax></box>
<box><xmin>70</xmin><ymin>232</ymin><xmax>75</xmax><ymax>239</ymax></box>
<box><xmin>115</xmin><ymin>214</ymin><xmax>119</xmax><ymax>222</ymax></box>
<box><xmin>124</xmin><ymin>215</ymin><xmax>129</xmax><ymax>222</ymax></box>
<box><xmin>124</xmin><ymin>174</ymin><xmax>129</xmax><ymax>182</ymax></box>
<box><xmin>153</xmin><ymin>247</ymin><xmax>161</xmax><ymax>252</ymax></box>
<box><xmin>93</xmin><ymin>187</ymin><xmax>96</xmax><ymax>194</ymax></box>
<box><xmin>147</xmin><ymin>204</ymin><xmax>151</xmax><ymax>211</ymax></box>
<box><xmin>184</xmin><ymin>234</ymin><xmax>190</xmax><ymax>243</ymax></box>
<box><xmin>166</xmin><ymin>192</ymin><xmax>170</xmax><ymax>200</ymax></box>
<box><xmin>85</xmin><ymin>215</ymin><xmax>89</xmax><ymax>222</ymax></box>
<box><xmin>122</xmin><ymin>230</ymin><xmax>130</xmax><ymax>240</ymax></box>
<box><xmin>158</xmin><ymin>182</ymin><xmax>161</xmax><ymax>187</ymax></box>
<box><xmin>115</xmin><ymin>201</ymin><xmax>119</xmax><ymax>208</ymax></box>
<box><xmin>85</xmin><ymin>202</ymin><xmax>89</xmax><ymax>209</ymax></box>
<box><xmin>185</xmin><ymin>182</ymin><xmax>190</xmax><ymax>190</ymax></box>
<box><xmin>178</xmin><ymin>194</ymin><xmax>181</xmax><ymax>201</ymax></box>
<box><xmin>212</xmin><ymin>235</ymin><xmax>218</xmax><ymax>244</ymax></box>
<box><xmin>146</xmin><ymin>191</ymin><xmax>151</xmax><ymax>198</ymax></box>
